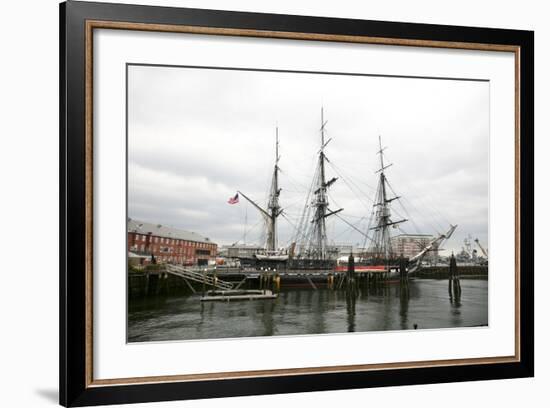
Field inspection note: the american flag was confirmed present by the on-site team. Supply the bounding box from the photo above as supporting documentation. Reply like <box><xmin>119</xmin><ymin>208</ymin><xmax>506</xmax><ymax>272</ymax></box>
<box><xmin>227</xmin><ymin>193</ymin><xmax>239</xmax><ymax>204</ymax></box>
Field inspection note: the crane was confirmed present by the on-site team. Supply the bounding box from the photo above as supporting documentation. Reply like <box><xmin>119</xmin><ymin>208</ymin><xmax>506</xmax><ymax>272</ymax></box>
<box><xmin>474</xmin><ymin>238</ymin><xmax>488</xmax><ymax>258</ymax></box>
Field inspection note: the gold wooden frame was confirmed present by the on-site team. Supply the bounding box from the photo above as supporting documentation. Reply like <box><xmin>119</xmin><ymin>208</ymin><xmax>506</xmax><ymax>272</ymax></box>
<box><xmin>84</xmin><ymin>20</ymin><xmax>521</xmax><ymax>388</ymax></box>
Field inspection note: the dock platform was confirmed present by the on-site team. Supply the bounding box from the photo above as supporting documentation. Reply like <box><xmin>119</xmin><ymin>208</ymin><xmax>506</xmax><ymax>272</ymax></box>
<box><xmin>200</xmin><ymin>289</ymin><xmax>278</xmax><ymax>302</ymax></box>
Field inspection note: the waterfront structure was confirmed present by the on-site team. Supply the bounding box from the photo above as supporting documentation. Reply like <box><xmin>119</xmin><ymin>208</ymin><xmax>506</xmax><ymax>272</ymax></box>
<box><xmin>127</xmin><ymin>219</ymin><xmax>217</xmax><ymax>266</ymax></box>
<box><xmin>219</xmin><ymin>244</ymin><xmax>264</xmax><ymax>259</ymax></box>
<box><xmin>332</xmin><ymin>244</ymin><xmax>367</xmax><ymax>258</ymax></box>
<box><xmin>128</xmin><ymin>251</ymin><xmax>147</xmax><ymax>266</ymax></box>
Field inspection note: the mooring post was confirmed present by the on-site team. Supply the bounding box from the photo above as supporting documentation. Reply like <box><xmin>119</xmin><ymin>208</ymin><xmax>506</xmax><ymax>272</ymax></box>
<box><xmin>399</xmin><ymin>255</ymin><xmax>409</xmax><ymax>296</ymax></box>
<box><xmin>347</xmin><ymin>252</ymin><xmax>356</xmax><ymax>288</ymax></box>
<box><xmin>448</xmin><ymin>254</ymin><xmax>454</xmax><ymax>296</ymax></box>
<box><xmin>399</xmin><ymin>254</ymin><xmax>407</xmax><ymax>284</ymax></box>
<box><xmin>449</xmin><ymin>253</ymin><xmax>461</xmax><ymax>300</ymax></box>
<box><xmin>345</xmin><ymin>252</ymin><xmax>357</xmax><ymax>330</ymax></box>
<box><xmin>274</xmin><ymin>274</ymin><xmax>281</xmax><ymax>292</ymax></box>
<box><xmin>455</xmin><ymin>260</ymin><xmax>462</xmax><ymax>296</ymax></box>
<box><xmin>261</xmin><ymin>274</ymin><xmax>264</xmax><ymax>293</ymax></box>
<box><xmin>144</xmin><ymin>272</ymin><xmax>150</xmax><ymax>297</ymax></box>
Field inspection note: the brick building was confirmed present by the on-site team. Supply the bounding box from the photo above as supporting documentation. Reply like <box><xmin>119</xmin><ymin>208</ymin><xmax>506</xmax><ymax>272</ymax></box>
<box><xmin>128</xmin><ymin>219</ymin><xmax>217</xmax><ymax>266</ymax></box>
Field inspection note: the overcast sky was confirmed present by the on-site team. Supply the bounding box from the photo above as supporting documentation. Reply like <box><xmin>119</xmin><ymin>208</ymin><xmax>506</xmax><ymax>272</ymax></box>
<box><xmin>127</xmin><ymin>64</ymin><xmax>489</xmax><ymax>254</ymax></box>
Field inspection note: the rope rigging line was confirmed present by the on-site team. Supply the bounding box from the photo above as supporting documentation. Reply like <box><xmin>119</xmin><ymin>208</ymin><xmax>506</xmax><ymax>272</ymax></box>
<box><xmin>334</xmin><ymin>213</ymin><xmax>375</xmax><ymax>244</ymax></box>
<box><xmin>325</xmin><ymin>160</ymin><xmax>376</xmax><ymax>209</ymax></box>
<box><xmin>375</xmin><ymin>177</ymin><xmax>422</xmax><ymax>235</ymax></box>
<box><xmin>231</xmin><ymin>218</ymin><xmax>265</xmax><ymax>246</ymax></box>
<box><xmin>385</xmin><ymin>172</ymin><xmax>451</xmax><ymax>231</ymax></box>
<box><xmin>329</xmin><ymin>159</ymin><xmax>378</xmax><ymax>193</ymax></box>
<box><xmin>326</xmin><ymin>191</ymin><xmax>374</xmax><ymax>244</ymax></box>
<box><xmin>402</xmin><ymin>194</ymin><xmax>445</xmax><ymax>235</ymax></box>
<box><xmin>384</xmin><ymin>177</ymin><xmax>444</xmax><ymax>235</ymax></box>
<box><xmin>331</xmin><ymin>215</ymin><xmax>369</xmax><ymax>241</ymax></box>
<box><xmin>292</xmin><ymin>160</ymin><xmax>319</xmax><ymax>247</ymax></box>
<box><xmin>279</xmin><ymin>167</ymin><xmax>311</xmax><ymax>193</ymax></box>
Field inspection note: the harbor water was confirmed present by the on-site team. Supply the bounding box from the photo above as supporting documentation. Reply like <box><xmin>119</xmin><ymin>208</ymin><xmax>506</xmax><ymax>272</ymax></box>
<box><xmin>127</xmin><ymin>278</ymin><xmax>488</xmax><ymax>342</ymax></box>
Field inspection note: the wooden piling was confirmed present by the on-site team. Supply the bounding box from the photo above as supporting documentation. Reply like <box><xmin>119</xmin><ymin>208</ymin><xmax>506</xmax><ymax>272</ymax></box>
<box><xmin>346</xmin><ymin>253</ymin><xmax>356</xmax><ymax>289</ymax></box>
<box><xmin>449</xmin><ymin>253</ymin><xmax>461</xmax><ymax>301</ymax></box>
<box><xmin>274</xmin><ymin>274</ymin><xmax>281</xmax><ymax>292</ymax></box>
<box><xmin>327</xmin><ymin>274</ymin><xmax>334</xmax><ymax>290</ymax></box>
<box><xmin>399</xmin><ymin>255</ymin><xmax>409</xmax><ymax>288</ymax></box>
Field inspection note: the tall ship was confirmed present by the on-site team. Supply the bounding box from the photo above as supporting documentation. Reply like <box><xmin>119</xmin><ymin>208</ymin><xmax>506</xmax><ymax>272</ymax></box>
<box><xmin>231</xmin><ymin>109</ymin><xmax>456</xmax><ymax>274</ymax></box>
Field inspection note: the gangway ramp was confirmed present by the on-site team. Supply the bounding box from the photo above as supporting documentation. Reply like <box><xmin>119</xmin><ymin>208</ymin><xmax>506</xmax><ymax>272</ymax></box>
<box><xmin>165</xmin><ymin>265</ymin><xmax>233</xmax><ymax>290</ymax></box>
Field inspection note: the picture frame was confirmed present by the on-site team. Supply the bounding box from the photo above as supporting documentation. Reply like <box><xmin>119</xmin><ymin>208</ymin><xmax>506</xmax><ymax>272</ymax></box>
<box><xmin>59</xmin><ymin>0</ymin><xmax>534</xmax><ymax>406</ymax></box>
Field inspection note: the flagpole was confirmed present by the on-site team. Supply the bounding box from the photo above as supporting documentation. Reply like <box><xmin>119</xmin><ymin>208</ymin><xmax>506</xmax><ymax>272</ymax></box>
<box><xmin>243</xmin><ymin>203</ymin><xmax>248</xmax><ymax>245</ymax></box>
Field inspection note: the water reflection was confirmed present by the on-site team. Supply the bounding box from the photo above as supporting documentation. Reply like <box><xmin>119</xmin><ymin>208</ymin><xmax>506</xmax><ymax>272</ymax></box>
<box><xmin>345</xmin><ymin>288</ymin><xmax>357</xmax><ymax>332</ymax></box>
<box><xmin>128</xmin><ymin>279</ymin><xmax>488</xmax><ymax>343</ymax></box>
<box><xmin>398</xmin><ymin>285</ymin><xmax>410</xmax><ymax>330</ymax></box>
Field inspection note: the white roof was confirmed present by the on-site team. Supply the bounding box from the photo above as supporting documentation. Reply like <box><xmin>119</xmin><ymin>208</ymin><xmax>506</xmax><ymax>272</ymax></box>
<box><xmin>128</xmin><ymin>219</ymin><xmax>213</xmax><ymax>244</ymax></box>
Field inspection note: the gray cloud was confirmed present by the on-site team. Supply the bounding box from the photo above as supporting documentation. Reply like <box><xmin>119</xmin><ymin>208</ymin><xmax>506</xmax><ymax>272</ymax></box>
<box><xmin>128</xmin><ymin>65</ymin><xmax>489</xmax><ymax>253</ymax></box>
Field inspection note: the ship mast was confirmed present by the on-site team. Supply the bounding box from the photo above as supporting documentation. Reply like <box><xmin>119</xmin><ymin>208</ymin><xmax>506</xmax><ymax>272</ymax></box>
<box><xmin>308</xmin><ymin>108</ymin><xmax>343</xmax><ymax>260</ymax></box>
<box><xmin>266</xmin><ymin>127</ymin><xmax>282</xmax><ymax>251</ymax></box>
<box><xmin>238</xmin><ymin>127</ymin><xmax>282</xmax><ymax>252</ymax></box>
<box><xmin>368</xmin><ymin>135</ymin><xmax>407</xmax><ymax>260</ymax></box>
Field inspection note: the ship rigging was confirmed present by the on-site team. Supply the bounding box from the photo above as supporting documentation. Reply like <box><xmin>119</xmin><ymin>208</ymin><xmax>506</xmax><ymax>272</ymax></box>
<box><xmin>238</xmin><ymin>127</ymin><xmax>288</xmax><ymax>261</ymax></box>
<box><xmin>294</xmin><ymin>108</ymin><xmax>343</xmax><ymax>262</ymax></box>
<box><xmin>366</xmin><ymin>135</ymin><xmax>408</xmax><ymax>260</ymax></box>
<box><xmin>232</xmin><ymin>108</ymin><xmax>457</xmax><ymax>273</ymax></box>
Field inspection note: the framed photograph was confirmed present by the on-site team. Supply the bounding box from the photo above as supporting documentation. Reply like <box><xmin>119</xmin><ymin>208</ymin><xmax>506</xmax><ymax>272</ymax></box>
<box><xmin>60</xmin><ymin>1</ymin><xmax>534</xmax><ymax>406</ymax></box>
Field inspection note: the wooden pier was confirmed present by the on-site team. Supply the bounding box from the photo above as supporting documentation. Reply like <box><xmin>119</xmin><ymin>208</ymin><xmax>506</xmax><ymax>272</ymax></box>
<box><xmin>128</xmin><ymin>259</ymin><xmax>485</xmax><ymax>299</ymax></box>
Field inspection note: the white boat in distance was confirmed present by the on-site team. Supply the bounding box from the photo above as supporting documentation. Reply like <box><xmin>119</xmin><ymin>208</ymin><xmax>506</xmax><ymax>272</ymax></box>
<box><xmin>255</xmin><ymin>251</ymin><xmax>289</xmax><ymax>262</ymax></box>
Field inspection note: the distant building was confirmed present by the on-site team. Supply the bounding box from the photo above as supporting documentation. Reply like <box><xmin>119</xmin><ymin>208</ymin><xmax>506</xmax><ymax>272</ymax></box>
<box><xmin>391</xmin><ymin>233</ymin><xmax>438</xmax><ymax>262</ymax></box>
<box><xmin>127</xmin><ymin>219</ymin><xmax>217</xmax><ymax>266</ymax></box>
<box><xmin>330</xmin><ymin>243</ymin><xmax>367</xmax><ymax>258</ymax></box>
<box><xmin>219</xmin><ymin>244</ymin><xmax>263</xmax><ymax>259</ymax></box>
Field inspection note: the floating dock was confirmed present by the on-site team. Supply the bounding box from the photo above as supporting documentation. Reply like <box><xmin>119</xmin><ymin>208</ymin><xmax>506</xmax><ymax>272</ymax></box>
<box><xmin>200</xmin><ymin>289</ymin><xmax>278</xmax><ymax>302</ymax></box>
